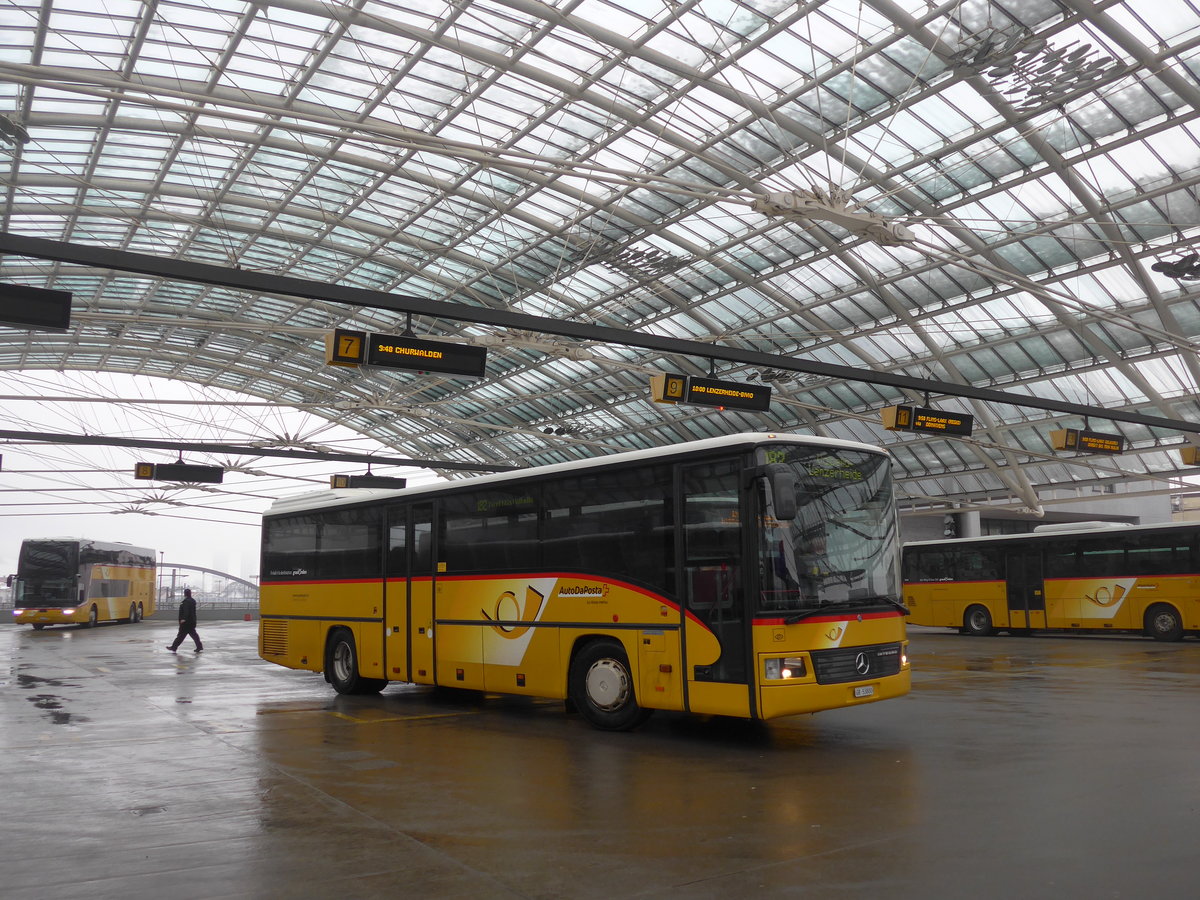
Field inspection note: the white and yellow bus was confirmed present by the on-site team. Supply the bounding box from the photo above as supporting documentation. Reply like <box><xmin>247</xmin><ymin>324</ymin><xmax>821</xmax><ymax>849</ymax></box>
<box><xmin>903</xmin><ymin>522</ymin><xmax>1200</xmax><ymax>641</ymax></box>
<box><xmin>10</xmin><ymin>538</ymin><xmax>156</xmax><ymax>629</ymax></box>
<box><xmin>259</xmin><ymin>433</ymin><xmax>910</xmax><ymax>730</ymax></box>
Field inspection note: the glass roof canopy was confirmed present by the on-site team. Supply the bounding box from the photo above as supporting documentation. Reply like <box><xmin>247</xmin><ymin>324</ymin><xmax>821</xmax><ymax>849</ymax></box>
<box><xmin>2</xmin><ymin>0</ymin><xmax>1200</xmax><ymax>519</ymax></box>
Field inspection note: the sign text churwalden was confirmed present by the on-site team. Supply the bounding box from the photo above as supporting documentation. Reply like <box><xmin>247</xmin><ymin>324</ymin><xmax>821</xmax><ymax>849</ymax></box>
<box><xmin>367</xmin><ymin>333</ymin><xmax>487</xmax><ymax>377</ymax></box>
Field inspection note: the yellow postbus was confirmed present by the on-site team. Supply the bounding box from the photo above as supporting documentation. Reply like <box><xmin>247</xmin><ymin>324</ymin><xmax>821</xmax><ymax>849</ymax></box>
<box><xmin>10</xmin><ymin>538</ymin><xmax>156</xmax><ymax>629</ymax></box>
<box><xmin>259</xmin><ymin>433</ymin><xmax>910</xmax><ymax>730</ymax></box>
<box><xmin>903</xmin><ymin>522</ymin><xmax>1200</xmax><ymax>641</ymax></box>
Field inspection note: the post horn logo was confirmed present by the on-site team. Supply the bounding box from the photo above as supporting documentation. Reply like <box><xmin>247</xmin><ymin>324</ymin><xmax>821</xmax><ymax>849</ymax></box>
<box><xmin>481</xmin><ymin>586</ymin><xmax>546</xmax><ymax>638</ymax></box>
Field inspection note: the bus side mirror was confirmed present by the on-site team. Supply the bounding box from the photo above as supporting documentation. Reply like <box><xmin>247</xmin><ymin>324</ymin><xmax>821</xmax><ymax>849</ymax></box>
<box><xmin>5</xmin><ymin>574</ymin><xmax>12</xmax><ymax>587</ymax></box>
<box><xmin>748</xmin><ymin>464</ymin><xmax>797</xmax><ymax>520</ymax></box>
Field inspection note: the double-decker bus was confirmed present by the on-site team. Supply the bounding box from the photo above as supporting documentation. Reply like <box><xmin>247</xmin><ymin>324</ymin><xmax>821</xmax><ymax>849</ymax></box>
<box><xmin>903</xmin><ymin>522</ymin><xmax>1200</xmax><ymax>641</ymax></box>
<box><xmin>259</xmin><ymin>433</ymin><xmax>910</xmax><ymax>730</ymax></box>
<box><xmin>9</xmin><ymin>538</ymin><xmax>156</xmax><ymax>629</ymax></box>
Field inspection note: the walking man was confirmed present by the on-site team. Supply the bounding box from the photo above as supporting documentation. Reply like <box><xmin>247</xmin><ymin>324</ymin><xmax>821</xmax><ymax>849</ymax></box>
<box><xmin>167</xmin><ymin>588</ymin><xmax>203</xmax><ymax>652</ymax></box>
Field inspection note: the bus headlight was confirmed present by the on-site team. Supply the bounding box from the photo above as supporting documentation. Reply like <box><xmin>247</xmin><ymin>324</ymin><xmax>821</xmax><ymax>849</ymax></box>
<box><xmin>12</xmin><ymin>609</ymin><xmax>23</xmax><ymax>616</ymax></box>
<box><xmin>61</xmin><ymin>608</ymin><xmax>75</xmax><ymax>615</ymax></box>
<box><xmin>764</xmin><ymin>656</ymin><xmax>807</xmax><ymax>679</ymax></box>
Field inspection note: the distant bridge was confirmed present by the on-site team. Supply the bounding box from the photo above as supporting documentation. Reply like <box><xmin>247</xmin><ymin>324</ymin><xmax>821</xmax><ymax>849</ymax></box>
<box><xmin>158</xmin><ymin>563</ymin><xmax>258</xmax><ymax>601</ymax></box>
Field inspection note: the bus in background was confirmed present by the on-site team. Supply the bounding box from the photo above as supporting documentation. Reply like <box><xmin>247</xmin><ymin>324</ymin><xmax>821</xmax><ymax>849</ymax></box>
<box><xmin>903</xmin><ymin>522</ymin><xmax>1200</xmax><ymax>641</ymax></box>
<box><xmin>10</xmin><ymin>538</ymin><xmax>156</xmax><ymax>630</ymax></box>
<box><xmin>259</xmin><ymin>433</ymin><xmax>910</xmax><ymax>730</ymax></box>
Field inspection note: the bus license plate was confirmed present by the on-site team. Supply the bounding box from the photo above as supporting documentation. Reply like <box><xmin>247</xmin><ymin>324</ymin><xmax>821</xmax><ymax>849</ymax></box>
<box><xmin>853</xmin><ymin>685</ymin><xmax>875</xmax><ymax>698</ymax></box>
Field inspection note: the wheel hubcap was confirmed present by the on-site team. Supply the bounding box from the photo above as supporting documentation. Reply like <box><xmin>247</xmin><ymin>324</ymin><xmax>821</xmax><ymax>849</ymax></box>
<box><xmin>585</xmin><ymin>658</ymin><xmax>629</xmax><ymax>711</ymax></box>
<box><xmin>333</xmin><ymin>643</ymin><xmax>351</xmax><ymax>681</ymax></box>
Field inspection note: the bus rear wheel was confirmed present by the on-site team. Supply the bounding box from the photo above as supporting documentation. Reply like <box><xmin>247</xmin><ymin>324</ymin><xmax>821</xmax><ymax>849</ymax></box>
<box><xmin>1146</xmin><ymin>604</ymin><xmax>1183</xmax><ymax>642</ymax></box>
<box><xmin>963</xmin><ymin>605</ymin><xmax>994</xmax><ymax>636</ymax></box>
<box><xmin>569</xmin><ymin>639</ymin><xmax>651</xmax><ymax>731</ymax></box>
<box><xmin>326</xmin><ymin>630</ymin><xmax>385</xmax><ymax>695</ymax></box>
<box><xmin>127</xmin><ymin>603</ymin><xmax>138</xmax><ymax>623</ymax></box>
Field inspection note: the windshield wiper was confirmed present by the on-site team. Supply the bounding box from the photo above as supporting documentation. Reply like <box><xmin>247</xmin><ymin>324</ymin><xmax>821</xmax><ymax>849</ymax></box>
<box><xmin>782</xmin><ymin>596</ymin><xmax>908</xmax><ymax>625</ymax></box>
<box><xmin>865</xmin><ymin>596</ymin><xmax>909</xmax><ymax>615</ymax></box>
<box><xmin>783</xmin><ymin>608</ymin><xmax>829</xmax><ymax>625</ymax></box>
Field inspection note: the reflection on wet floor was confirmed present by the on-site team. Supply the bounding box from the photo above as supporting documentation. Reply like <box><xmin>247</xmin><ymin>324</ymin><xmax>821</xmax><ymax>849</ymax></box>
<box><xmin>1</xmin><ymin>620</ymin><xmax>1197</xmax><ymax>899</ymax></box>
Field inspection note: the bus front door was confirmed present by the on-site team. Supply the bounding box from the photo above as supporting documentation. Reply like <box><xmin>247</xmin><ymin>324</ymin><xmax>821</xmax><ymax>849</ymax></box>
<box><xmin>1006</xmin><ymin>550</ymin><xmax>1046</xmax><ymax>630</ymax></box>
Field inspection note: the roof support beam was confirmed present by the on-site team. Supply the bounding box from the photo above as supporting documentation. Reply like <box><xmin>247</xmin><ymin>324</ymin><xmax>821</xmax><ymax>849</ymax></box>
<box><xmin>4</xmin><ymin>230</ymin><xmax>1199</xmax><ymax>436</ymax></box>
<box><xmin>0</xmin><ymin>428</ymin><xmax>516</xmax><ymax>472</ymax></box>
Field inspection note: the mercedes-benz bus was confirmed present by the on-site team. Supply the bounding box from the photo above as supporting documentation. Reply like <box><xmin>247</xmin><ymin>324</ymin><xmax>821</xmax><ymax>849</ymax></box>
<box><xmin>903</xmin><ymin>522</ymin><xmax>1200</xmax><ymax>641</ymax></box>
<box><xmin>259</xmin><ymin>433</ymin><xmax>910</xmax><ymax>729</ymax></box>
<box><xmin>10</xmin><ymin>538</ymin><xmax>156</xmax><ymax>629</ymax></box>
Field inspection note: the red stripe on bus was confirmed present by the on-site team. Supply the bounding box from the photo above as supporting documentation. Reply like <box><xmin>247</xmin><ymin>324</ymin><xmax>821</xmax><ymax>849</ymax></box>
<box><xmin>753</xmin><ymin>610</ymin><xmax>905</xmax><ymax>626</ymax></box>
<box><xmin>259</xmin><ymin>577</ymin><xmax>382</xmax><ymax>586</ymax></box>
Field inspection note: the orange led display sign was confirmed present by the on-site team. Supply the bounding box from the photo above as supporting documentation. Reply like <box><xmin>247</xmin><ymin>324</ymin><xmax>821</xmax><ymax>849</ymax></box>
<box><xmin>1050</xmin><ymin>428</ymin><xmax>1125</xmax><ymax>455</ymax></box>
<box><xmin>881</xmin><ymin>405</ymin><xmax>974</xmax><ymax>436</ymax></box>
<box><xmin>367</xmin><ymin>334</ymin><xmax>487</xmax><ymax>378</ymax></box>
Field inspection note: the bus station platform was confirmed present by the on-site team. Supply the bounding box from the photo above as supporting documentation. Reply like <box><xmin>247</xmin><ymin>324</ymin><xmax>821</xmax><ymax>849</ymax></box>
<box><xmin>2</xmin><ymin>618</ymin><xmax>1197</xmax><ymax>899</ymax></box>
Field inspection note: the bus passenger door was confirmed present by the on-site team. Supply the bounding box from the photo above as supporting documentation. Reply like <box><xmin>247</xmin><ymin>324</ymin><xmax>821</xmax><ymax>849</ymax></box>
<box><xmin>384</xmin><ymin>507</ymin><xmax>410</xmax><ymax>682</ymax></box>
<box><xmin>1006</xmin><ymin>551</ymin><xmax>1045</xmax><ymax>630</ymax></box>
<box><xmin>409</xmin><ymin>504</ymin><xmax>436</xmax><ymax>684</ymax></box>
<box><xmin>681</xmin><ymin>460</ymin><xmax>752</xmax><ymax>718</ymax></box>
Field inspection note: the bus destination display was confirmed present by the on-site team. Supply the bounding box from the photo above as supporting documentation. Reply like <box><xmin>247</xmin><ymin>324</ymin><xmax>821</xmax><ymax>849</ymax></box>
<box><xmin>685</xmin><ymin>377</ymin><xmax>772</xmax><ymax>411</ymax></box>
<box><xmin>367</xmin><ymin>333</ymin><xmax>487</xmax><ymax>378</ymax></box>
<box><xmin>880</xmin><ymin>404</ymin><xmax>974</xmax><ymax>436</ymax></box>
<box><xmin>0</xmin><ymin>283</ymin><xmax>72</xmax><ymax>331</ymax></box>
<box><xmin>1049</xmin><ymin>427</ymin><xmax>1125</xmax><ymax>455</ymax></box>
<box><xmin>649</xmin><ymin>373</ymin><xmax>771</xmax><ymax>411</ymax></box>
<box><xmin>134</xmin><ymin>462</ymin><xmax>225</xmax><ymax>483</ymax></box>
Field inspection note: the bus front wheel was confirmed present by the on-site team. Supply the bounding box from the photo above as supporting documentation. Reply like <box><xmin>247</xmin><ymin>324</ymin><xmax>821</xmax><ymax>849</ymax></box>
<box><xmin>569</xmin><ymin>639</ymin><xmax>652</xmax><ymax>731</ymax></box>
<box><xmin>1146</xmin><ymin>604</ymin><xmax>1183</xmax><ymax>642</ymax></box>
<box><xmin>326</xmin><ymin>630</ymin><xmax>386</xmax><ymax>695</ymax></box>
<box><xmin>963</xmin><ymin>605</ymin><xmax>994</xmax><ymax>636</ymax></box>
<box><xmin>87</xmin><ymin>606</ymin><xmax>98</xmax><ymax>628</ymax></box>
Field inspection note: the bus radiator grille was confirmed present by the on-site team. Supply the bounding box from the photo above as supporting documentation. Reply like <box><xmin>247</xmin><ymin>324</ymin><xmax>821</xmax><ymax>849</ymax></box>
<box><xmin>261</xmin><ymin>619</ymin><xmax>289</xmax><ymax>657</ymax></box>
<box><xmin>810</xmin><ymin>643</ymin><xmax>902</xmax><ymax>685</ymax></box>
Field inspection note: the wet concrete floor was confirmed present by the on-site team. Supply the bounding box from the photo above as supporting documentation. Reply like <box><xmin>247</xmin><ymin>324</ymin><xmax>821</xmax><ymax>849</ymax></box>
<box><xmin>1</xmin><ymin>619</ymin><xmax>1197</xmax><ymax>899</ymax></box>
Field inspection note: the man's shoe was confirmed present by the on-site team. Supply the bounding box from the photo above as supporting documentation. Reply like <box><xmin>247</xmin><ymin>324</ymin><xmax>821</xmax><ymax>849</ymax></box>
<box><xmin>194</xmin><ymin>647</ymin><xmax>203</xmax><ymax>652</ymax></box>
<box><xmin>166</xmin><ymin>645</ymin><xmax>176</xmax><ymax>652</ymax></box>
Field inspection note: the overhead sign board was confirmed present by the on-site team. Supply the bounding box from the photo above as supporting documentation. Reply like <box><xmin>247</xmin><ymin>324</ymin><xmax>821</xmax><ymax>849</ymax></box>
<box><xmin>330</xmin><ymin>474</ymin><xmax>408</xmax><ymax>489</ymax></box>
<box><xmin>367</xmin><ymin>333</ymin><xmax>487</xmax><ymax>378</ymax></box>
<box><xmin>1181</xmin><ymin>446</ymin><xmax>1200</xmax><ymax>466</ymax></box>
<box><xmin>1050</xmin><ymin>428</ymin><xmax>1125</xmax><ymax>455</ymax></box>
<box><xmin>0</xmin><ymin>283</ymin><xmax>72</xmax><ymax>331</ymax></box>
<box><xmin>134</xmin><ymin>462</ymin><xmax>224</xmax><ymax>483</ymax></box>
<box><xmin>685</xmin><ymin>377</ymin><xmax>772</xmax><ymax>412</ymax></box>
<box><xmin>881</xmin><ymin>405</ymin><xmax>974</xmax><ymax>436</ymax></box>
<box><xmin>648</xmin><ymin>373</ymin><xmax>771</xmax><ymax>412</ymax></box>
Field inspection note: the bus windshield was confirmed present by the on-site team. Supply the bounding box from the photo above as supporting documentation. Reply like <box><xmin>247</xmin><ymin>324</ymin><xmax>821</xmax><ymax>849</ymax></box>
<box><xmin>16</xmin><ymin>540</ymin><xmax>79</xmax><ymax>605</ymax></box>
<box><xmin>757</xmin><ymin>447</ymin><xmax>900</xmax><ymax>615</ymax></box>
